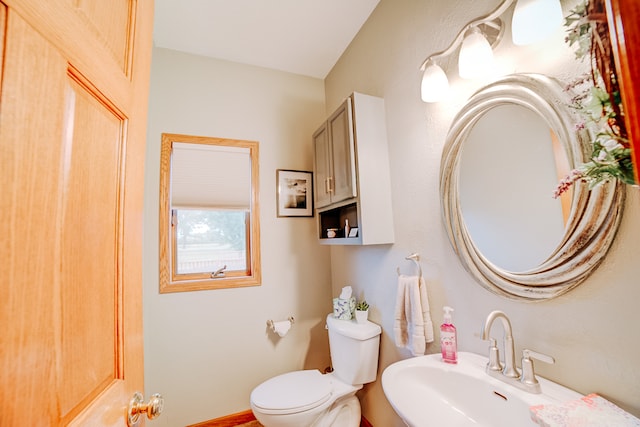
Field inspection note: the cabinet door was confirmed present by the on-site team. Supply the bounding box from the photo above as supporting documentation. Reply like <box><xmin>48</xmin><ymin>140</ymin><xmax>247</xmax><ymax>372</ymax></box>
<box><xmin>313</xmin><ymin>123</ymin><xmax>332</xmax><ymax>208</ymax></box>
<box><xmin>327</xmin><ymin>97</ymin><xmax>357</xmax><ymax>203</ymax></box>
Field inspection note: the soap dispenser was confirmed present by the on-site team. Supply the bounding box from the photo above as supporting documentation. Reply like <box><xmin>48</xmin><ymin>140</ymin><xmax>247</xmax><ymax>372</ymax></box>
<box><xmin>440</xmin><ymin>306</ymin><xmax>458</xmax><ymax>364</ymax></box>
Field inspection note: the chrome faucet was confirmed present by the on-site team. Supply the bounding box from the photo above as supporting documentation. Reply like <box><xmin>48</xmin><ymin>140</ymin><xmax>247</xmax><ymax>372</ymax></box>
<box><xmin>481</xmin><ymin>310</ymin><xmax>519</xmax><ymax>379</ymax></box>
<box><xmin>480</xmin><ymin>310</ymin><xmax>556</xmax><ymax>394</ymax></box>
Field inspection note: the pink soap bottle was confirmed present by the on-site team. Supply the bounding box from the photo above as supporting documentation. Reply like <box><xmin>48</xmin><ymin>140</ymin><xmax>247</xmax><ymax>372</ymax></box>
<box><xmin>440</xmin><ymin>306</ymin><xmax>458</xmax><ymax>364</ymax></box>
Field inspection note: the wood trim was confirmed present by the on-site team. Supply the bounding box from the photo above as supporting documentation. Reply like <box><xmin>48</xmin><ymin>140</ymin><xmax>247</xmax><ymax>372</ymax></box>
<box><xmin>361</xmin><ymin>416</ymin><xmax>374</xmax><ymax>427</ymax></box>
<box><xmin>186</xmin><ymin>410</ymin><xmax>257</xmax><ymax>427</ymax></box>
<box><xmin>186</xmin><ymin>410</ymin><xmax>374</xmax><ymax>427</ymax></box>
<box><xmin>0</xmin><ymin>4</ymin><xmax>6</xmax><ymax>88</ymax></box>
<box><xmin>606</xmin><ymin>0</ymin><xmax>640</xmax><ymax>182</ymax></box>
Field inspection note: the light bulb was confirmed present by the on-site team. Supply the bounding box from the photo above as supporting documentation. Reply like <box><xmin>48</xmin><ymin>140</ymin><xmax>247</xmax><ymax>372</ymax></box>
<box><xmin>421</xmin><ymin>62</ymin><xmax>449</xmax><ymax>103</ymax></box>
<box><xmin>512</xmin><ymin>0</ymin><xmax>563</xmax><ymax>45</ymax></box>
<box><xmin>458</xmin><ymin>27</ymin><xmax>494</xmax><ymax>79</ymax></box>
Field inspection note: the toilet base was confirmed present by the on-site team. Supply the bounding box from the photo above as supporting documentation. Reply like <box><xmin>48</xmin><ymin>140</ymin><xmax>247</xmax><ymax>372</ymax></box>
<box><xmin>315</xmin><ymin>395</ymin><xmax>361</xmax><ymax>427</ymax></box>
<box><xmin>252</xmin><ymin>393</ymin><xmax>361</xmax><ymax>427</ymax></box>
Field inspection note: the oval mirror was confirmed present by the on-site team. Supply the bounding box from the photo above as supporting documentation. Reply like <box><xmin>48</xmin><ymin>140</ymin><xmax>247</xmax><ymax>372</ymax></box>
<box><xmin>440</xmin><ymin>74</ymin><xmax>625</xmax><ymax>300</ymax></box>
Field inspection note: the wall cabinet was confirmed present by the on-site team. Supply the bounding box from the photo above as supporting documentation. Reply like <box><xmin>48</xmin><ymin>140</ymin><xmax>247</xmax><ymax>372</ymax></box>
<box><xmin>312</xmin><ymin>92</ymin><xmax>394</xmax><ymax>245</ymax></box>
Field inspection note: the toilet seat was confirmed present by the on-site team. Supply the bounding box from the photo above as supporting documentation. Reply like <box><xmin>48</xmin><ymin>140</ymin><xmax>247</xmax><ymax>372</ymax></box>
<box><xmin>251</xmin><ymin>370</ymin><xmax>332</xmax><ymax>415</ymax></box>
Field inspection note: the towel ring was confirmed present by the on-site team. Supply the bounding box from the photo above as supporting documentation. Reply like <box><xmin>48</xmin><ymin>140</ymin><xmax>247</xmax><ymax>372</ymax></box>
<box><xmin>397</xmin><ymin>253</ymin><xmax>423</xmax><ymax>277</ymax></box>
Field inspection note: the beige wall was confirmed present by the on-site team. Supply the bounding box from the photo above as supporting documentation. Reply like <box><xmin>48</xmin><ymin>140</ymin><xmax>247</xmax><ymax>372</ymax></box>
<box><xmin>325</xmin><ymin>0</ymin><xmax>640</xmax><ymax>425</ymax></box>
<box><xmin>143</xmin><ymin>1</ymin><xmax>640</xmax><ymax>425</ymax></box>
<box><xmin>143</xmin><ymin>48</ymin><xmax>333</xmax><ymax>426</ymax></box>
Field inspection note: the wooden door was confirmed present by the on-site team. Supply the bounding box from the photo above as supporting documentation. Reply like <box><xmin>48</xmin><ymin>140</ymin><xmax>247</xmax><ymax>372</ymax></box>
<box><xmin>0</xmin><ymin>1</ymin><xmax>153</xmax><ymax>425</ymax></box>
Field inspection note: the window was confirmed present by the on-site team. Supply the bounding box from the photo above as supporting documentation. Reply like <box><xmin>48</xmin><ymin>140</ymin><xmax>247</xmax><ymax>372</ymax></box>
<box><xmin>173</xmin><ymin>208</ymin><xmax>249</xmax><ymax>276</ymax></box>
<box><xmin>159</xmin><ymin>133</ymin><xmax>260</xmax><ymax>292</ymax></box>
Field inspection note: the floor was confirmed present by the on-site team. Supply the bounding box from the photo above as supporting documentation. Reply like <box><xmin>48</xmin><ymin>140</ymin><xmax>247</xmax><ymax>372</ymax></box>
<box><xmin>236</xmin><ymin>418</ymin><xmax>369</xmax><ymax>426</ymax></box>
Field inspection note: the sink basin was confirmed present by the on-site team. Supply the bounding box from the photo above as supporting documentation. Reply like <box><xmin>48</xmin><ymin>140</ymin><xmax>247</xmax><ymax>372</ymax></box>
<box><xmin>382</xmin><ymin>352</ymin><xmax>582</xmax><ymax>427</ymax></box>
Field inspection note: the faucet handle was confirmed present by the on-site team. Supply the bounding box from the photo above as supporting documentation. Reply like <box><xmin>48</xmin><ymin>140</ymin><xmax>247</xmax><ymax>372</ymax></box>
<box><xmin>486</xmin><ymin>338</ymin><xmax>503</xmax><ymax>372</ymax></box>
<box><xmin>521</xmin><ymin>349</ymin><xmax>555</xmax><ymax>393</ymax></box>
<box><xmin>524</xmin><ymin>349</ymin><xmax>555</xmax><ymax>365</ymax></box>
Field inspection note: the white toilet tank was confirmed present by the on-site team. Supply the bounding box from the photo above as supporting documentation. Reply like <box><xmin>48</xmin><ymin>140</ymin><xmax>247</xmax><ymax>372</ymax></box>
<box><xmin>326</xmin><ymin>314</ymin><xmax>382</xmax><ymax>386</ymax></box>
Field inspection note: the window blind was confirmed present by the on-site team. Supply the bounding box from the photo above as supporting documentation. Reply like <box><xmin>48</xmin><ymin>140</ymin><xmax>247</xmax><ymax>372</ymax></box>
<box><xmin>171</xmin><ymin>142</ymin><xmax>251</xmax><ymax>209</ymax></box>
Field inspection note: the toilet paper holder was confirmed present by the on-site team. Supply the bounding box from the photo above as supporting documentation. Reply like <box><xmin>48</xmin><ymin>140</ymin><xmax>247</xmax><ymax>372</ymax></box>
<box><xmin>267</xmin><ymin>316</ymin><xmax>295</xmax><ymax>331</ymax></box>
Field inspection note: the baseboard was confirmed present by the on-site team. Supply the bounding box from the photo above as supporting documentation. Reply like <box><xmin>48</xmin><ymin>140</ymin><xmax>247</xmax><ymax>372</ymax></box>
<box><xmin>186</xmin><ymin>409</ymin><xmax>257</xmax><ymax>427</ymax></box>
<box><xmin>360</xmin><ymin>416</ymin><xmax>374</xmax><ymax>427</ymax></box>
<box><xmin>187</xmin><ymin>409</ymin><xmax>373</xmax><ymax>426</ymax></box>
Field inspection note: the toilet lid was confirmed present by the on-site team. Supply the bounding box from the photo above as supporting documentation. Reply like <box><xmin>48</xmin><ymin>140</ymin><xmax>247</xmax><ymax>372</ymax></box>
<box><xmin>251</xmin><ymin>370</ymin><xmax>332</xmax><ymax>414</ymax></box>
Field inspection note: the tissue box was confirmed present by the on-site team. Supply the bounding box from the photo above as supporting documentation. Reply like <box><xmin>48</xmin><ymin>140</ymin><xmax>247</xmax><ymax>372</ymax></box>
<box><xmin>333</xmin><ymin>297</ymin><xmax>355</xmax><ymax>320</ymax></box>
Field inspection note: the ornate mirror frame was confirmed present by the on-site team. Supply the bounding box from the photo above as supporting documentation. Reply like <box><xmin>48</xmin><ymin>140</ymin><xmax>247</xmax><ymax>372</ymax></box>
<box><xmin>440</xmin><ymin>74</ymin><xmax>625</xmax><ymax>300</ymax></box>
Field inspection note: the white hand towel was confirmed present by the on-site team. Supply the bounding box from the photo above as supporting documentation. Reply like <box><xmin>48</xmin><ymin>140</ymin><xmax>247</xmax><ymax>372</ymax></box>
<box><xmin>395</xmin><ymin>275</ymin><xmax>434</xmax><ymax>355</ymax></box>
<box><xmin>419</xmin><ymin>277</ymin><xmax>434</xmax><ymax>343</ymax></box>
<box><xmin>394</xmin><ymin>277</ymin><xmax>408</xmax><ymax>347</ymax></box>
<box><xmin>405</xmin><ymin>276</ymin><xmax>425</xmax><ymax>356</ymax></box>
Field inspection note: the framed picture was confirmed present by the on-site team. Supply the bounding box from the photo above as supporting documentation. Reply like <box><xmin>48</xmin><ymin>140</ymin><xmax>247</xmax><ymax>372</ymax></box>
<box><xmin>348</xmin><ymin>227</ymin><xmax>359</xmax><ymax>238</ymax></box>
<box><xmin>276</xmin><ymin>169</ymin><xmax>313</xmax><ymax>217</ymax></box>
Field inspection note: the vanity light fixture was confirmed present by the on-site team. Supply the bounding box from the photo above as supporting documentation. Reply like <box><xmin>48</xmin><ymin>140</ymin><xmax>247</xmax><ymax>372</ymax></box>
<box><xmin>512</xmin><ymin>0</ymin><xmax>563</xmax><ymax>45</ymax></box>
<box><xmin>458</xmin><ymin>26</ymin><xmax>495</xmax><ymax>79</ymax></box>
<box><xmin>419</xmin><ymin>0</ymin><xmax>563</xmax><ymax>103</ymax></box>
<box><xmin>421</xmin><ymin>60</ymin><xmax>450</xmax><ymax>103</ymax></box>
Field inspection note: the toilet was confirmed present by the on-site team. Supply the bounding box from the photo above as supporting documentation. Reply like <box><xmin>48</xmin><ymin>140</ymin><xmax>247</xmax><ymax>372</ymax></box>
<box><xmin>250</xmin><ymin>313</ymin><xmax>382</xmax><ymax>427</ymax></box>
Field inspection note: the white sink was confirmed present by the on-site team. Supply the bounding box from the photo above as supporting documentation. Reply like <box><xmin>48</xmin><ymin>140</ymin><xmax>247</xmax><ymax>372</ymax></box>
<box><xmin>382</xmin><ymin>352</ymin><xmax>582</xmax><ymax>427</ymax></box>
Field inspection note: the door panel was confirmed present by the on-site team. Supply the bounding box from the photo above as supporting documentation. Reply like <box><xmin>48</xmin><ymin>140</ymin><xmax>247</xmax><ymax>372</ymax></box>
<box><xmin>59</xmin><ymin>76</ymin><xmax>125</xmax><ymax>423</ymax></box>
<box><xmin>71</xmin><ymin>0</ymin><xmax>133</xmax><ymax>73</ymax></box>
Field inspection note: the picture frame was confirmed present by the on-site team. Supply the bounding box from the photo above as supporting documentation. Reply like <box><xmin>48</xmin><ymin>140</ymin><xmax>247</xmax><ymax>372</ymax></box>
<box><xmin>348</xmin><ymin>227</ymin><xmax>359</xmax><ymax>238</ymax></box>
<box><xmin>276</xmin><ymin>169</ymin><xmax>313</xmax><ymax>217</ymax></box>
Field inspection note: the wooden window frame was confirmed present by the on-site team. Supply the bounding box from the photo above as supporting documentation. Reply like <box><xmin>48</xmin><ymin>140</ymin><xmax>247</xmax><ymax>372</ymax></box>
<box><xmin>159</xmin><ymin>133</ymin><xmax>261</xmax><ymax>293</ymax></box>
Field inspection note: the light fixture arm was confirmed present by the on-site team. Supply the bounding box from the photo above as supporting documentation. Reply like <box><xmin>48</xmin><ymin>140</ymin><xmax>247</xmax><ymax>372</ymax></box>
<box><xmin>419</xmin><ymin>0</ymin><xmax>514</xmax><ymax>70</ymax></box>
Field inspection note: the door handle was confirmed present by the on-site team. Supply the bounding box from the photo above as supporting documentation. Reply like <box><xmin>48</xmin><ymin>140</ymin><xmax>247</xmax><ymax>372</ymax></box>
<box><xmin>127</xmin><ymin>391</ymin><xmax>164</xmax><ymax>426</ymax></box>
